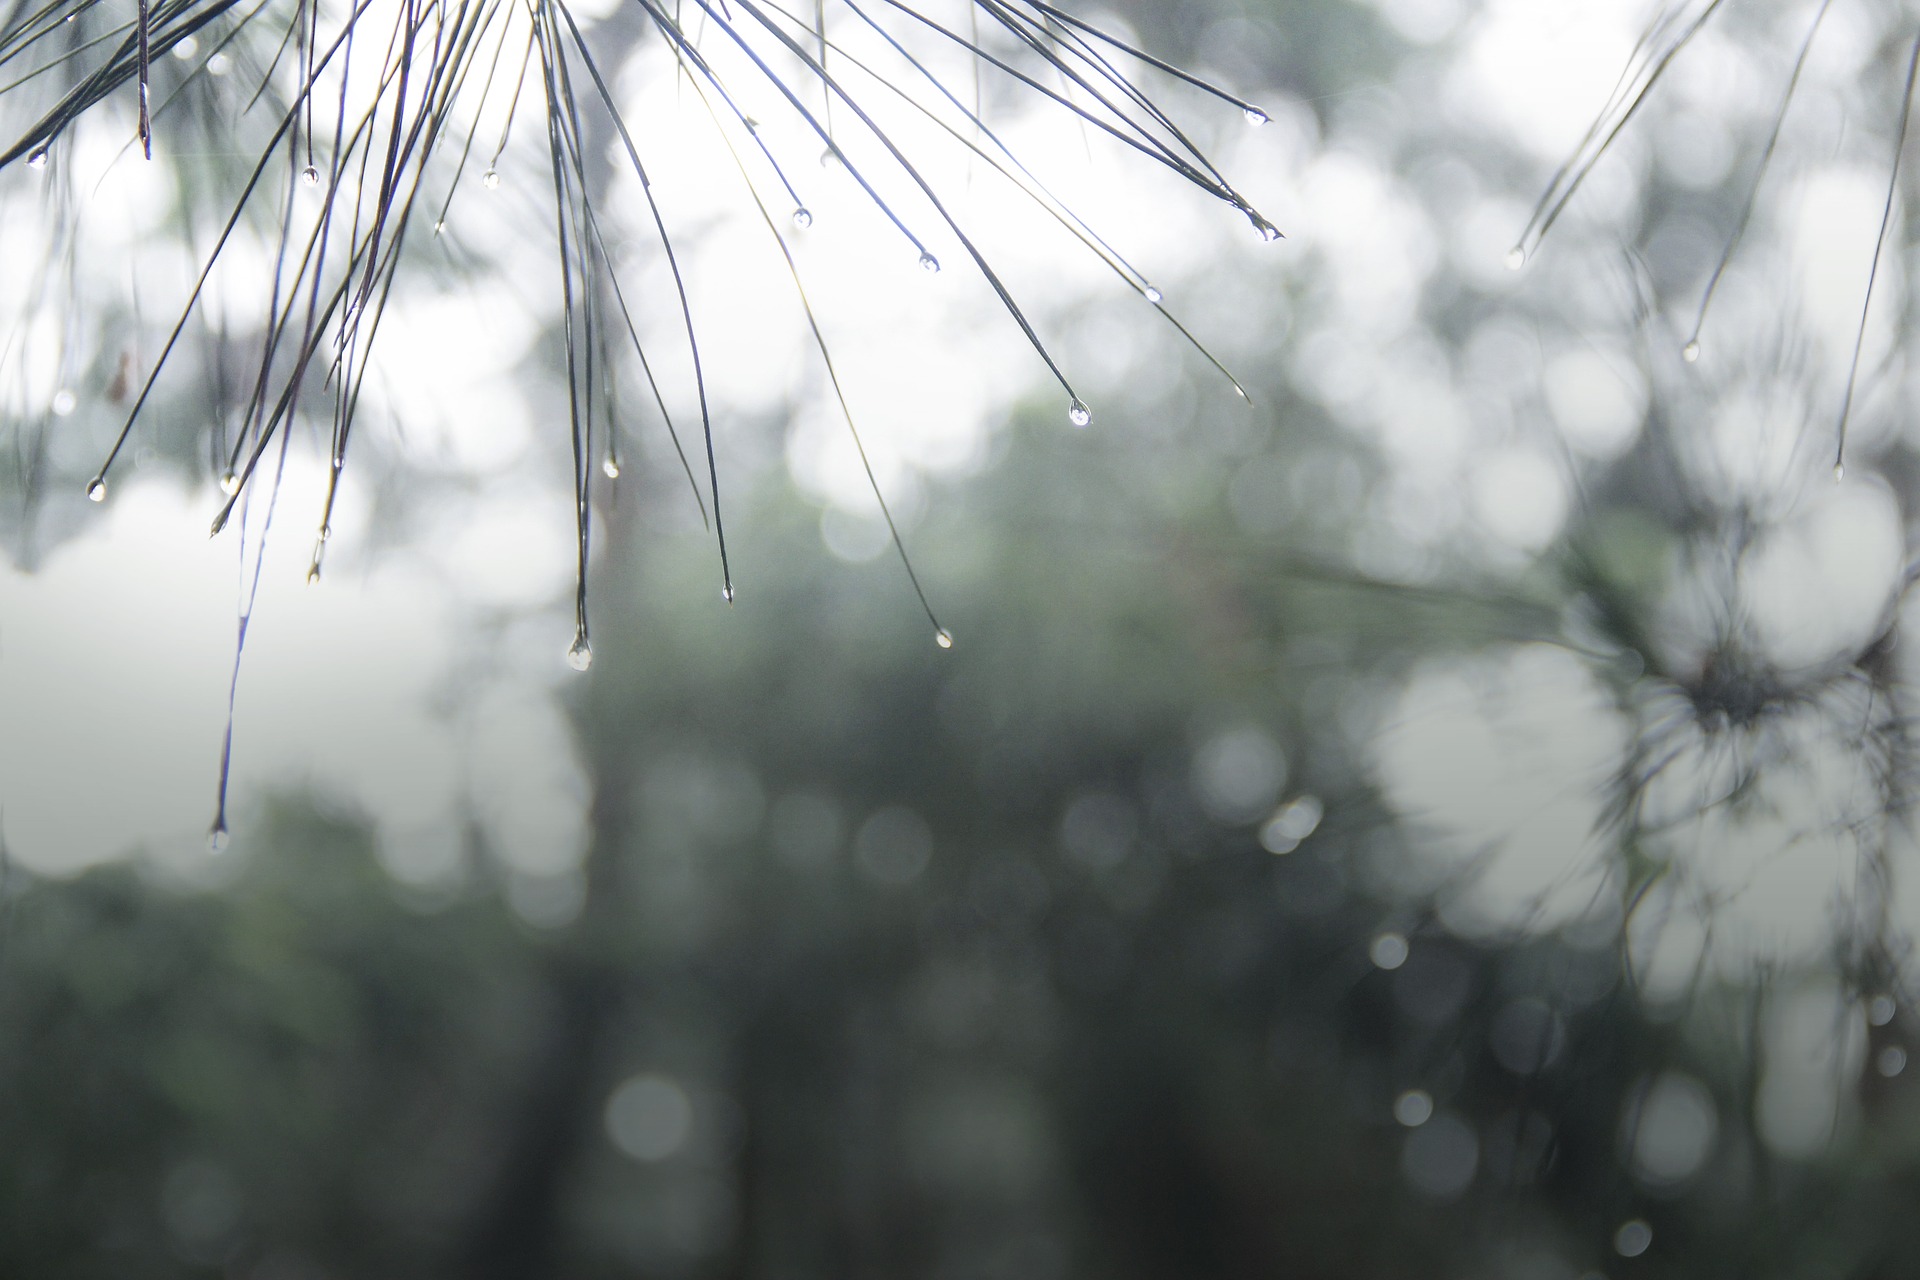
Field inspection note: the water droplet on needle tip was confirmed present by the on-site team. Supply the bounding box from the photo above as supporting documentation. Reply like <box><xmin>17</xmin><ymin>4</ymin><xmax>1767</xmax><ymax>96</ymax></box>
<box><xmin>1068</xmin><ymin>398</ymin><xmax>1091</xmax><ymax>428</ymax></box>
<box><xmin>792</xmin><ymin>206</ymin><xmax>812</xmax><ymax>229</ymax></box>
<box><xmin>566</xmin><ymin>634</ymin><xmax>593</xmax><ymax>671</ymax></box>
<box><xmin>1243</xmin><ymin>106</ymin><xmax>1269</xmax><ymax>126</ymax></box>
<box><xmin>85</xmin><ymin>477</ymin><xmax>106</xmax><ymax>502</ymax></box>
<box><xmin>1505</xmin><ymin>247</ymin><xmax>1525</xmax><ymax>271</ymax></box>
<box><xmin>483</xmin><ymin>168</ymin><xmax>500</xmax><ymax>189</ymax></box>
<box><xmin>918</xmin><ymin>252</ymin><xmax>941</xmax><ymax>274</ymax></box>
<box><xmin>601</xmin><ymin>456</ymin><xmax>620</xmax><ymax>479</ymax></box>
<box><xmin>935</xmin><ymin>628</ymin><xmax>953</xmax><ymax>649</ymax></box>
<box><xmin>300</xmin><ymin>164</ymin><xmax>319</xmax><ymax>186</ymax></box>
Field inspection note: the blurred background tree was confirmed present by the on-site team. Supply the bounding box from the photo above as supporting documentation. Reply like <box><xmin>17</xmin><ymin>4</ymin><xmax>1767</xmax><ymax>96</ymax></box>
<box><xmin>8</xmin><ymin>0</ymin><xmax>1920</xmax><ymax>1277</ymax></box>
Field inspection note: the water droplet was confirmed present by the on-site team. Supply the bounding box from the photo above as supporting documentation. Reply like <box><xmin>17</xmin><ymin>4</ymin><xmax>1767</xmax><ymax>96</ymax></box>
<box><xmin>601</xmin><ymin>455</ymin><xmax>620</xmax><ymax>479</ymax></box>
<box><xmin>85</xmin><ymin>477</ymin><xmax>106</xmax><ymax>502</ymax></box>
<box><xmin>50</xmin><ymin>389</ymin><xmax>76</xmax><ymax>416</ymax></box>
<box><xmin>820</xmin><ymin>147</ymin><xmax>840</xmax><ymax>168</ymax></box>
<box><xmin>219</xmin><ymin>470</ymin><xmax>240</xmax><ymax>495</ymax></box>
<box><xmin>1261</xmin><ymin>795</ymin><xmax>1324</xmax><ymax>853</ymax></box>
<box><xmin>1393</xmin><ymin>1089</ymin><xmax>1433</xmax><ymax>1127</ymax></box>
<box><xmin>1834</xmin><ymin>462</ymin><xmax>1847</xmax><ymax>483</ymax></box>
<box><xmin>27</xmin><ymin>148</ymin><xmax>48</xmax><ymax>170</ymax></box>
<box><xmin>172</xmin><ymin>35</ymin><xmax>199</xmax><ymax>60</ymax></box>
<box><xmin>1681</xmin><ymin>339</ymin><xmax>1701</xmax><ymax>363</ymax></box>
<box><xmin>1370</xmin><ymin>932</ymin><xmax>1409</xmax><ymax>970</ymax></box>
<box><xmin>208</xmin><ymin>822</ymin><xmax>230</xmax><ymax>853</ymax></box>
<box><xmin>743</xmin><ymin>116</ymin><xmax>759</xmax><ymax>132</ymax></box>
<box><xmin>1144</xmin><ymin>284</ymin><xmax>1164</xmax><ymax>304</ymax></box>
<box><xmin>317</xmin><ymin>523</ymin><xmax>331</xmax><ymax>542</ymax></box>
<box><xmin>792</xmin><ymin>206</ymin><xmax>812</xmax><ymax>229</ymax></box>
<box><xmin>918</xmin><ymin>252</ymin><xmax>941</xmax><ymax>274</ymax></box>
<box><xmin>566</xmin><ymin>633</ymin><xmax>593</xmax><ymax>671</ymax></box>
<box><xmin>1878</xmin><ymin>1045</ymin><xmax>1907</xmax><ymax>1078</ymax></box>
<box><xmin>432</xmin><ymin>219</ymin><xmax>446</xmax><ymax>236</ymax></box>
<box><xmin>1248</xmin><ymin>213</ymin><xmax>1281</xmax><ymax>242</ymax></box>
<box><xmin>1067</xmin><ymin>398</ymin><xmax>1091</xmax><ymax>428</ymax></box>
<box><xmin>483</xmin><ymin>168</ymin><xmax>500</xmax><ymax>189</ymax></box>
<box><xmin>1505</xmin><ymin>247</ymin><xmax>1525</xmax><ymax>271</ymax></box>
<box><xmin>306</xmin><ymin>561</ymin><xmax>322</xmax><ymax>585</ymax></box>
<box><xmin>722</xmin><ymin>583</ymin><xmax>736</xmax><ymax>603</ymax></box>
<box><xmin>64</xmin><ymin>10</ymin><xmax>75</xmax><ymax>19</ymax></box>
<box><xmin>1613</xmin><ymin>1220</ymin><xmax>1652</xmax><ymax>1259</ymax></box>
<box><xmin>1870</xmin><ymin>995</ymin><xmax>1897</xmax><ymax>1026</ymax></box>
<box><xmin>206</xmin><ymin>51</ymin><xmax>230</xmax><ymax>76</ymax></box>
<box><xmin>1243</xmin><ymin>106</ymin><xmax>1269</xmax><ymax>126</ymax></box>
<box><xmin>935</xmin><ymin>628</ymin><xmax>953</xmax><ymax>649</ymax></box>
<box><xmin>300</xmin><ymin>164</ymin><xmax>319</xmax><ymax>186</ymax></box>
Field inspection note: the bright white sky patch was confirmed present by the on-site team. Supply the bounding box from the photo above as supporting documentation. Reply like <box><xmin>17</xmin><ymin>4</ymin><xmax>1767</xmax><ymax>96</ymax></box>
<box><xmin>1375</xmin><ymin>644</ymin><xmax>1630</xmax><ymax>937</ymax></box>
<box><xmin>1449</xmin><ymin>0</ymin><xmax>1645</xmax><ymax>160</ymax></box>
<box><xmin>0</xmin><ymin>477</ymin><xmax>579</xmax><ymax>881</ymax></box>
<box><xmin>1740</xmin><ymin>477</ymin><xmax>1901</xmax><ymax>670</ymax></box>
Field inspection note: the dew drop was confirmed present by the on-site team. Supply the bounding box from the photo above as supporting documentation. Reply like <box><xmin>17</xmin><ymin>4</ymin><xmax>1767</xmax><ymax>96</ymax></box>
<box><xmin>1870</xmin><ymin>995</ymin><xmax>1897</xmax><ymax>1026</ymax></box>
<box><xmin>1681</xmin><ymin>339</ymin><xmax>1701</xmax><ymax>363</ymax></box>
<box><xmin>820</xmin><ymin>147</ymin><xmax>840</xmax><ymax>168</ymax></box>
<box><xmin>219</xmin><ymin>470</ymin><xmax>240</xmax><ymax>496</ymax></box>
<box><xmin>743</xmin><ymin>116</ymin><xmax>759</xmax><ymax>132</ymax></box>
<box><xmin>85</xmin><ymin>477</ymin><xmax>106</xmax><ymax>502</ymax></box>
<box><xmin>208</xmin><ymin>822</ymin><xmax>230</xmax><ymax>853</ymax></box>
<box><xmin>483</xmin><ymin>168</ymin><xmax>500</xmax><ymax>189</ymax></box>
<box><xmin>1369</xmin><ymin>932</ymin><xmax>1409</xmax><ymax>970</ymax></box>
<box><xmin>566</xmin><ymin>633</ymin><xmax>593</xmax><ymax>671</ymax></box>
<box><xmin>1144</xmin><ymin>284</ymin><xmax>1164</xmax><ymax>304</ymax></box>
<box><xmin>722</xmin><ymin>583</ymin><xmax>736</xmax><ymax>603</ymax></box>
<box><xmin>1393</xmin><ymin>1089</ymin><xmax>1433</xmax><ymax>1128</ymax></box>
<box><xmin>1244</xmin><ymin>106</ymin><xmax>1270</xmax><ymax>126</ymax></box>
<box><xmin>601</xmin><ymin>455</ymin><xmax>620</xmax><ymax>479</ymax></box>
<box><xmin>50</xmin><ymin>388</ymin><xmax>76</xmax><ymax>416</ymax></box>
<box><xmin>1067</xmin><ymin>397</ymin><xmax>1092</xmax><ymax>428</ymax></box>
<box><xmin>27</xmin><ymin>148</ymin><xmax>48</xmax><ymax>170</ymax></box>
<box><xmin>317</xmin><ymin>522</ymin><xmax>331</xmax><ymax>542</ymax></box>
<box><xmin>206</xmin><ymin>51</ymin><xmax>230</xmax><ymax>76</ymax></box>
<box><xmin>432</xmin><ymin>219</ymin><xmax>446</xmax><ymax>236</ymax></box>
<box><xmin>792</xmin><ymin>206</ymin><xmax>812</xmax><ymax>229</ymax></box>
<box><xmin>1505</xmin><ymin>246</ymin><xmax>1525</xmax><ymax>271</ymax></box>
<box><xmin>1834</xmin><ymin>462</ymin><xmax>1846</xmax><ymax>483</ymax></box>
<box><xmin>918</xmin><ymin>251</ymin><xmax>941</xmax><ymax>274</ymax></box>
<box><xmin>1613</xmin><ymin>1221</ymin><xmax>1652</xmax><ymax>1259</ymax></box>
<box><xmin>300</xmin><ymin>164</ymin><xmax>319</xmax><ymax>186</ymax></box>
<box><xmin>935</xmin><ymin>628</ymin><xmax>954</xmax><ymax>649</ymax></box>
<box><xmin>1249</xmin><ymin>213</ymin><xmax>1281</xmax><ymax>242</ymax></box>
<box><xmin>64</xmin><ymin>10</ymin><xmax>75</xmax><ymax>19</ymax></box>
<box><xmin>306</xmin><ymin>561</ymin><xmax>322</xmax><ymax>586</ymax></box>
